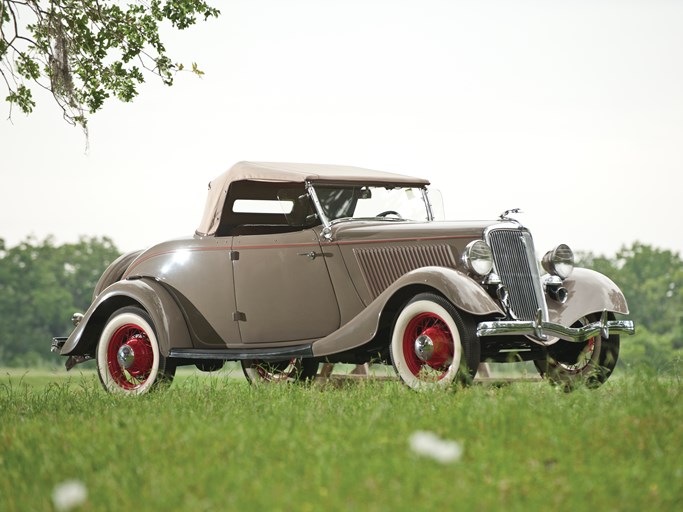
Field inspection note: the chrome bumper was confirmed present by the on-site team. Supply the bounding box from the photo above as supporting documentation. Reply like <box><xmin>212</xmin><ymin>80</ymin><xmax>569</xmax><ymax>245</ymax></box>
<box><xmin>476</xmin><ymin>310</ymin><xmax>635</xmax><ymax>344</ymax></box>
<box><xmin>51</xmin><ymin>337</ymin><xmax>67</xmax><ymax>353</ymax></box>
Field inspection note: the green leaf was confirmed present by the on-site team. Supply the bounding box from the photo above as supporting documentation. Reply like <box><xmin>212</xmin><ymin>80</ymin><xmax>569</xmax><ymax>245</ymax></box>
<box><xmin>191</xmin><ymin>62</ymin><xmax>204</xmax><ymax>77</ymax></box>
<box><xmin>6</xmin><ymin>85</ymin><xmax>36</xmax><ymax>114</ymax></box>
<box><xmin>1</xmin><ymin>0</ymin><xmax>221</xmax><ymax>128</ymax></box>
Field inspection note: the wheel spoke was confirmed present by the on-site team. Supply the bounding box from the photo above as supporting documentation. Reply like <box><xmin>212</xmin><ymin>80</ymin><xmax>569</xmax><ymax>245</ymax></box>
<box><xmin>244</xmin><ymin>358</ymin><xmax>317</xmax><ymax>384</ymax></box>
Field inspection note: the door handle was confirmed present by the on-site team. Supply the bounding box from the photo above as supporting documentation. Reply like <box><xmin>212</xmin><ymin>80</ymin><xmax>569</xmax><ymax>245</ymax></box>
<box><xmin>298</xmin><ymin>251</ymin><xmax>318</xmax><ymax>260</ymax></box>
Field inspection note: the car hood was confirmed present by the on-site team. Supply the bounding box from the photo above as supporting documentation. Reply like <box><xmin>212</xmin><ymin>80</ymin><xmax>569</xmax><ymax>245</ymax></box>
<box><xmin>328</xmin><ymin>219</ymin><xmax>498</xmax><ymax>243</ymax></box>
<box><xmin>326</xmin><ymin>219</ymin><xmax>499</xmax><ymax>305</ymax></box>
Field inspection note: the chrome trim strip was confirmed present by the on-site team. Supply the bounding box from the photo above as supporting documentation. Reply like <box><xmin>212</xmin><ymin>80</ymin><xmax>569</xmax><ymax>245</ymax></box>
<box><xmin>477</xmin><ymin>310</ymin><xmax>635</xmax><ymax>344</ymax></box>
<box><xmin>484</xmin><ymin>222</ymin><xmax>523</xmax><ymax>235</ymax></box>
<box><xmin>520</xmin><ymin>230</ymin><xmax>549</xmax><ymax>321</ymax></box>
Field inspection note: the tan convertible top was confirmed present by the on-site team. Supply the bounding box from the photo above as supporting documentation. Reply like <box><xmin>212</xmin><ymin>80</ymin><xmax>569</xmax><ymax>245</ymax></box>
<box><xmin>197</xmin><ymin>161</ymin><xmax>430</xmax><ymax>236</ymax></box>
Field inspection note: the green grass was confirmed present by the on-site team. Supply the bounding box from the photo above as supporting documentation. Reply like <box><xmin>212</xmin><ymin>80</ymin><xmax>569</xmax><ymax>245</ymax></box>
<box><xmin>1</xmin><ymin>369</ymin><xmax>681</xmax><ymax>511</ymax></box>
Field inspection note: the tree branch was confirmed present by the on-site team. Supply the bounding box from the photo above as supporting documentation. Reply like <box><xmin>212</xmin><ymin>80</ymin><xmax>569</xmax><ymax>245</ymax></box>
<box><xmin>2</xmin><ymin>0</ymin><xmax>220</xmax><ymax>130</ymax></box>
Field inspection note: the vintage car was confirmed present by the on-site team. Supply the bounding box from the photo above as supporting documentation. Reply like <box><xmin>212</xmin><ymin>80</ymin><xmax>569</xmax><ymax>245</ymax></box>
<box><xmin>52</xmin><ymin>161</ymin><xmax>635</xmax><ymax>393</ymax></box>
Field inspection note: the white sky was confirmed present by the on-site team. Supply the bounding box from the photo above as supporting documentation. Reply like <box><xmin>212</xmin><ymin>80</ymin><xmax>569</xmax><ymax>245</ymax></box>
<box><xmin>1</xmin><ymin>0</ymin><xmax>682</xmax><ymax>257</ymax></box>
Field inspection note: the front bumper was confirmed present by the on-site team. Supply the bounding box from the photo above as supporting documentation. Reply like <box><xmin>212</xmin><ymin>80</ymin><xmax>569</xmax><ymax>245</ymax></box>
<box><xmin>477</xmin><ymin>309</ymin><xmax>635</xmax><ymax>344</ymax></box>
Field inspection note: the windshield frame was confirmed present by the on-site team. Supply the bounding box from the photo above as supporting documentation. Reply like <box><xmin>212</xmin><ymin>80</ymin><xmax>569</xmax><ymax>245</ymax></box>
<box><xmin>306</xmin><ymin>181</ymin><xmax>434</xmax><ymax>235</ymax></box>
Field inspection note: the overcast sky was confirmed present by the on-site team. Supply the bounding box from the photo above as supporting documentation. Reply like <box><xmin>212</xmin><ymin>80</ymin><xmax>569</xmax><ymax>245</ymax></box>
<box><xmin>1</xmin><ymin>0</ymin><xmax>681</xmax><ymax>258</ymax></box>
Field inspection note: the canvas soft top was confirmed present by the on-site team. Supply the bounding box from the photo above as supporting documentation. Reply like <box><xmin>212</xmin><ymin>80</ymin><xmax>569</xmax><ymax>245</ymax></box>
<box><xmin>196</xmin><ymin>161</ymin><xmax>430</xmax><ymax>236</ymax></box>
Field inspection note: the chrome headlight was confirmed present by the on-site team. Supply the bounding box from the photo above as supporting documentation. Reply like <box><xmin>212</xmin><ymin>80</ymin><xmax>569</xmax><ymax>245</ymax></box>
<box><xmin>462</xmin><ymin>240</ymin><xmax>493</xmax><ymax>276</ymax></box>
<box><xmin>542</xmin><ymin>244</ymin><xmax>574</xmax><ymax>279</ymax></box>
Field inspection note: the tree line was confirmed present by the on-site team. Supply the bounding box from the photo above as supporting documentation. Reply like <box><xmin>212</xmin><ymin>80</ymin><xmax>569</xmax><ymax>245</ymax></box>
<box><xmin>0</xmin><ymin>236</ymin><xmax>680</xmax><ymax>371</ymax></box>
<box><xmin>0</xmin><ymin>236</ymin><xmax>119</xmax><ymax>366</ymax></box>
<box><xmin>577</xmin><ymin>243</ymin><xmax>682</xmax><ymax>373</ymax></box>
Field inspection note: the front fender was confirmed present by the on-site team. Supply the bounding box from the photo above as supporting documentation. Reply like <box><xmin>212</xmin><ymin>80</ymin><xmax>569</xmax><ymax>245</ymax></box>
<box><xmin>61</xmin><ymin>278</ymin><xmax>192</xmax><ymax>357</ymax></box>
<box><xmin>547</xmin><ymin>268</ymin><xmax>629</xmax><ymax>325</ymax></box>
<box><xmin>394</xmin><ymin>266</ymin><xmax>503</xmax><ymax>316</ymax></box>
<box><xmin>312</xmin><ymin>266</ymin><xmax>501</xmax><ymax>357</ymax></box>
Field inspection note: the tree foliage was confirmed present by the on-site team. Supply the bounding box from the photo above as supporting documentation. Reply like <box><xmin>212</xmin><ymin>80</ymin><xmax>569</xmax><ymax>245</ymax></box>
<box><xmin>0</xmin><ymin>235</ymin><xmax>120</xmax><ymax>366</ymax></box>
<box><xmin>578</xmin><ymin>242</ymin><xmax>683</xmax><ymax>372</ymax></box>
<box><xmin>0</xmin><ymin>0</ymin><xmax>219</xmax><ymax>128</ymax></box>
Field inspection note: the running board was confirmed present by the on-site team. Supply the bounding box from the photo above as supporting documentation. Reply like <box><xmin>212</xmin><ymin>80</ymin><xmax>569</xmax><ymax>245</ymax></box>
<box><xmin>169</xmin><ymin>344</ymin><xmax>314</xmax><ymax>361</ymax></box>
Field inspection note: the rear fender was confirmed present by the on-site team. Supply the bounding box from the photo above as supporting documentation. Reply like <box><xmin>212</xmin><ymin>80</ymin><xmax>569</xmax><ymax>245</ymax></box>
<box><xmin>61</xmin><ymin>278</ymin><xmax>192</xmax><ymax>357</ymax></box>
<box><xmin>92</xmin><ymin>250</ymin><xmax>144</xmax><ymax>300</ymax></box>
<box><xmin>547</xmin><ymin>268</ymin><xmax>629</xmax><ymax>325</ymax></box>
<box><xmin>312</xmin><ymin>266</ymin><xmax>501</xmax><ymax>357</ymax></box>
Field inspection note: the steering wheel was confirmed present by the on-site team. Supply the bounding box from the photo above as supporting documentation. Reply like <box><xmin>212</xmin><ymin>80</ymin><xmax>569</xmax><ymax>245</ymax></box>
<box><xmin>376</xmin><ymin>210</ymin><xmax>403</xmax><ymax>218</ymax></box>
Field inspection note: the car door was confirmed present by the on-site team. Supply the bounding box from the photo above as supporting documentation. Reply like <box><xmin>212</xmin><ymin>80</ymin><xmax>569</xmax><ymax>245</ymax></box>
<box><xmin>232</xmin><ymin>228</ymin><xmax>340</xmax><ymax>343</ymax></box>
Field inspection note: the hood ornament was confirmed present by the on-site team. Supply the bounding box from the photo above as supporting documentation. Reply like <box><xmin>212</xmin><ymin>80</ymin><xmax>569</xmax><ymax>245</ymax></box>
<box><xmin>499</xmin><ymin>208</ymin><xmax>523</xmax><ymax>222</ymax></box>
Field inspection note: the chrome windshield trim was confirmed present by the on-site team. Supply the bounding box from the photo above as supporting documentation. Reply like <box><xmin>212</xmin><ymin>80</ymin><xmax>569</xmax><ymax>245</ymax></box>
<box><xmin>422</xmin><ymin>187</ymin><xmax>434</xmax><ymax>221</ymax></box>
<box><xmin>477</xmin><ymin>309</ymin><xmax>636</xmax><ymax>344</ymax></box>
<box><xmin>306</xmin><ymin>182</ymin><xmax>332</xmax><ymax>238</ymax></box>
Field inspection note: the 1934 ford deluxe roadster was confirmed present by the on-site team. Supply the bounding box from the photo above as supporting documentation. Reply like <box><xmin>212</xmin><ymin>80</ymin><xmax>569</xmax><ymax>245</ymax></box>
<box><xmin>52</xmin><ymin>161</ymin><xmax>635</xmax><ymax>393</ymax></box>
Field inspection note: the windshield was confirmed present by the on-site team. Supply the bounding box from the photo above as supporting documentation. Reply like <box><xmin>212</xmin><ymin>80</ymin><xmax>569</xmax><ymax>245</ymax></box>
<box><xmin>312</xmin><ymin>185</ymin><xmax>431</xmax><ymax>223</ymax></box>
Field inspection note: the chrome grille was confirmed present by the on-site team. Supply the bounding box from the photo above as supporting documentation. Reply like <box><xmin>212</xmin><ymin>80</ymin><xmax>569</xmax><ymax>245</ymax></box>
<box><xmin>487</xmin><ymin>228</ymin><xmax>547</xmax><ymax>321</ymax></box>
<box><xmin>355</xmin><ymin>244</ymin><xmax>457</xmax><ymax>298</ymax></box>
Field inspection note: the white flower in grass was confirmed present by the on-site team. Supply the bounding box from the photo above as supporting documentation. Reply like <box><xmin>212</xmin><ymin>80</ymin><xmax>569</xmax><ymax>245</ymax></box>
<box><xmin>52</xmin><ymin>479</ymin><xmax>87</xmax><ymax>511</ymax></box>
<box><xmin>409</xmin><ymin>431</ymin><xmax>463</xmax><ymax>464</ymax></box>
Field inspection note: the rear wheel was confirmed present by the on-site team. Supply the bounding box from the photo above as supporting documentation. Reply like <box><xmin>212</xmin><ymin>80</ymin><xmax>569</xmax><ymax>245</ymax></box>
<box><xmin>535</xmin><ymin>313</ymin><xmax>620</xmax><ymax>390</ymax></box>
<box><xmin>96</xmin><ymin>306</ymin><xmax>175</xmax><ymax>394</ymax></box>
<box><xmin>390</xmin><ymin>293</ymin><xmax>480</xmax><ymax>390</ymax></box>
<box><xmin>242</xmin><ymin>358</ymin><xmax>319</xmax><ymax>383</ymax></box>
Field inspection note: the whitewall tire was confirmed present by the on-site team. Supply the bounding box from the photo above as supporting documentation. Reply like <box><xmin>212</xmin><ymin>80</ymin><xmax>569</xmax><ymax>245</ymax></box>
<box><xmin>96</xmin><ymin>306</ymin><xmax>175</xmax><ymax>394</ymax></box>
<box><xmin>390</xmin><ymin>293</ymin><xmax>479</xmax><ymax>390</ymax></box>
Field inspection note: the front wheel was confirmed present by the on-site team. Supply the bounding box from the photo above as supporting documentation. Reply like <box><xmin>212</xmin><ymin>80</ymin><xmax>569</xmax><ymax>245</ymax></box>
<box><xmin>390</xmin><ymin>293</ymin><xmax>480</xmax><ymax>390</ymax></box>
<box><xmin>242</xmin><ymin>358</ymin><xmax>319</xmax><ymax>383</ymax></box>
<box><xmin>96</xmin><ymin>306</ymin><xmax>176</xmax><ymax>394</ymax></box>
<box><xmin>535</xmin><ymin>313</ymin><xmax>620</xmax><ymax>390</ymax></box>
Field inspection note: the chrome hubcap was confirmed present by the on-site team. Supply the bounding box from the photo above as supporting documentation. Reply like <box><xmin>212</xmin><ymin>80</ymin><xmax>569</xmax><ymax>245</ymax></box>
<box><xmin>117</xmin><ymin>345</ymin><xmax>135</xmax><ymax>369</ymax></box>
<box><xmin>414</xmin><ymin>335</ymin><xmax>435</xmax><ymax>362</ymax></box>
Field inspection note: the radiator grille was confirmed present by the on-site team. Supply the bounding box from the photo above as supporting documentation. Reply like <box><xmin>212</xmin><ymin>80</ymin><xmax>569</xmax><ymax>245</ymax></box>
<box><xmin>487</xmin><ymin>229</ymin><xmax>546</xmax><ymax>321</ymax></box>
<box><xmin>355</xmin><ymin>244</ymin><xmax>457</xmax><ymax>298</ymax></box>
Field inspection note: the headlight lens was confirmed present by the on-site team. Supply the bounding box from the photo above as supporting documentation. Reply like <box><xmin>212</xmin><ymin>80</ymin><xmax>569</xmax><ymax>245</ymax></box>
<box><xmin>542</xmin><ymin>244</ymin><xmax>574</xmax><ymax>279</ymax></box>
<box><xmin>463</xmin><ymin>240</ymin><xmax>493</xmax><ymax>276</ymax></box>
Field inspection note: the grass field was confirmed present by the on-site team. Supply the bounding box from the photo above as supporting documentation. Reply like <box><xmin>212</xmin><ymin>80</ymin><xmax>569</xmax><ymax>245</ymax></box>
<box><xmin>1</xmin><ymin>367</ymin><xmax>681</xmax><ymax>511</ymax></box>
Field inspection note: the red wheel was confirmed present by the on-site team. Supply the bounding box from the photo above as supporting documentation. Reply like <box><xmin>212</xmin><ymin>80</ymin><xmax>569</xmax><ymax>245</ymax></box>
<box><xmin>390</xmin><ymin>293</ymin><xmax>479</xmax><ymax>390</ymax></box>
<box><xmin>96</xmin><ymin>307</ymin><xmax>175</xmax><ymax>394</ymax></box>
<box><xmin>535</xmin><ymin>313</ymin><xmax>620</xmax><ymax>390</ymax></box>
<box><xmin>241</xmin><ymin>358</ymin><xmax>319</xmax><ymax>383</ymax></box>
<box><xmin>402</xmin><ymin>312</ymin><xmax>455</xmax><ymax>379</ymax></box>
